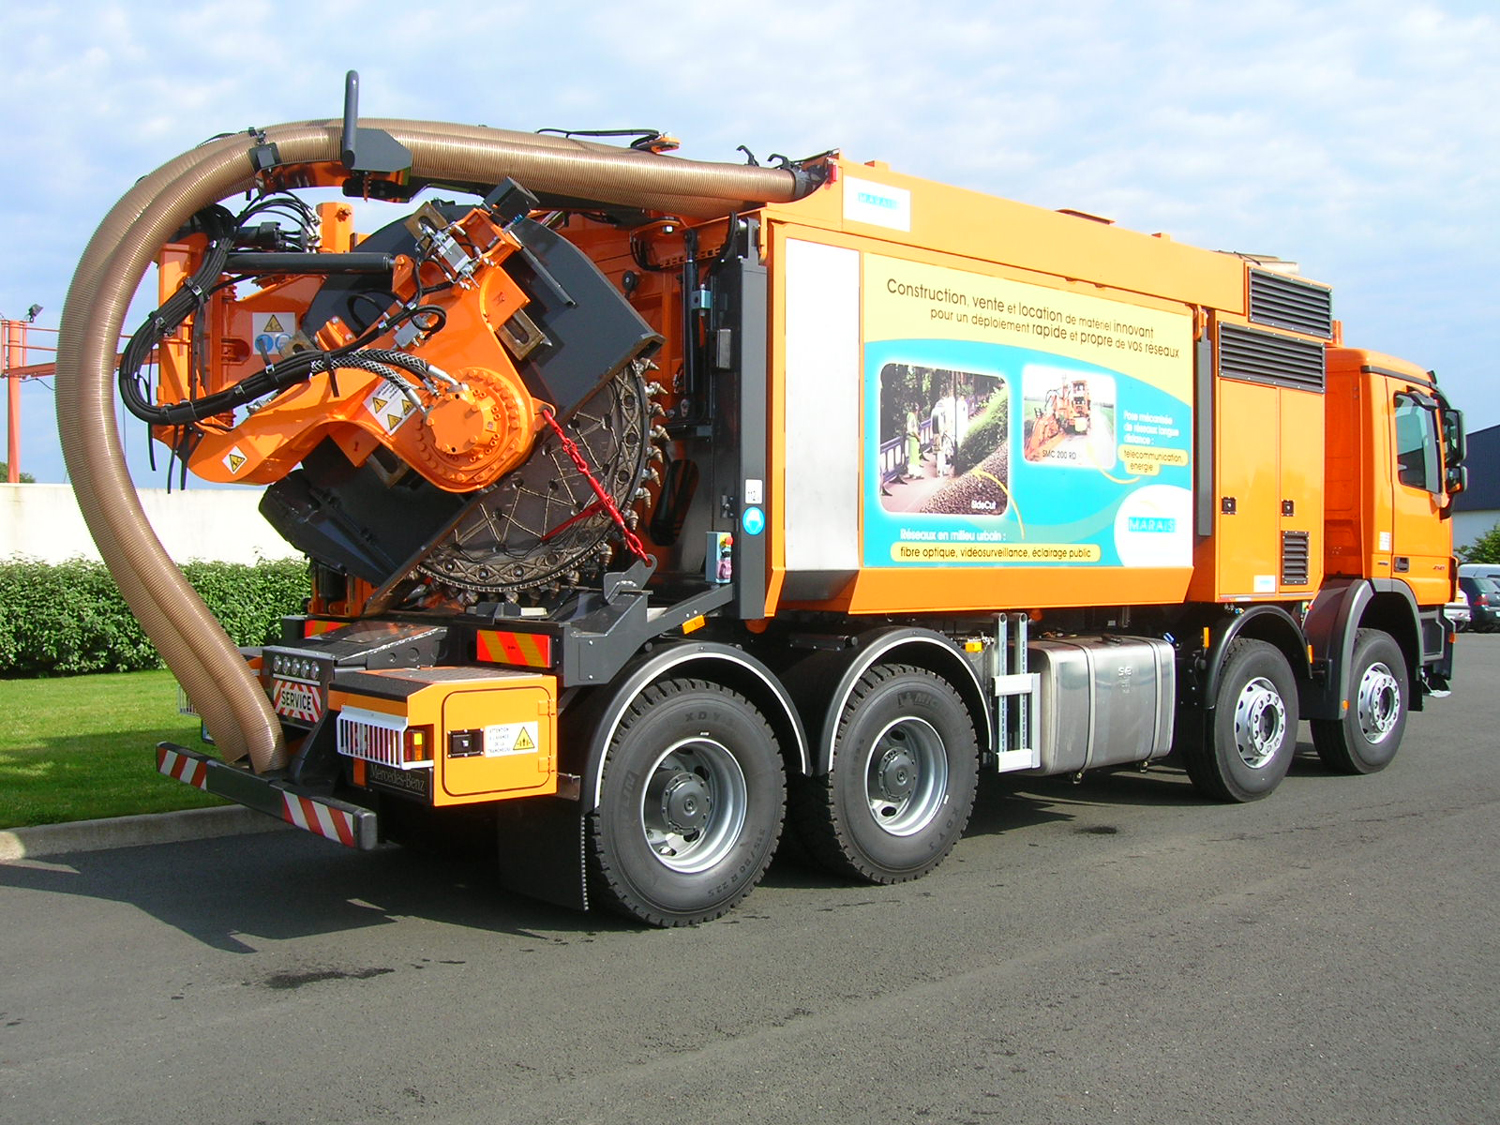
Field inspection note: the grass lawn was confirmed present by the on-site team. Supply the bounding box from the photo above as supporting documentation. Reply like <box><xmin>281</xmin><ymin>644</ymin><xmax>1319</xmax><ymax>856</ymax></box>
<box><xmin>0</xmin><ymin>670</ymin><xmax>227</xmax><ymax>829</ymax></box>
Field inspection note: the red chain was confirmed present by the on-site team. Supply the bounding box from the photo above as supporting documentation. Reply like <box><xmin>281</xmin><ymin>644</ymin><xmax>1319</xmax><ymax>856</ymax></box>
<box><xmin>538</xmin><ymin>407</ymin><xmax>649</xmax><ymax>562</ymax></box>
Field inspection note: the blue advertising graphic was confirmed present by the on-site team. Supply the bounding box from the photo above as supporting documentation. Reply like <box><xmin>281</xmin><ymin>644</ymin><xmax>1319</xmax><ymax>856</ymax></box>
<box><xmin>862</xmin><ymin>255</ymin><xmax>1194</xmax><ymax>569</ymax></box>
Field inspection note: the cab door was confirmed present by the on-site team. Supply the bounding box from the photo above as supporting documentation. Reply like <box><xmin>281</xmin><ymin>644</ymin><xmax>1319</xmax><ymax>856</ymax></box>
<box><xmin>1388</xmin><ymin>386</ymin><xmax>1450</xmax><ymax>607</ymax></box>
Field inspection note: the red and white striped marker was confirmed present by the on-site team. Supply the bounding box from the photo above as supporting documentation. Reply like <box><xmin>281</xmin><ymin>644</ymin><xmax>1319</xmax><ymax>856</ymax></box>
<box><xmin>280</xmin><ymin>792</ymin><xmax>357</xmax><ymax>848</ymax></box>
<box><xmin>157</xmin><ymin>745</ymin><xmax>208</xmax><ymax>790</ymax></box>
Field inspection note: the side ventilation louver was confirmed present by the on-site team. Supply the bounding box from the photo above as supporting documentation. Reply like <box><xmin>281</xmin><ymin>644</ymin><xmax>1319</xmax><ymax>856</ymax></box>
<box><xmin>1249</xmin><ymin>269</ymin><xmax>1333</xmax><ymax>338</ymax></box>
<box><xmin>1219</xmin><ymin>323</ymin><xmax>1326</xmax><ymax>393</ymax></box>
<box><xmin>1281</xmin><ymin>530</ymin><xmax>1311</xmax><ymax>587</ymax></box>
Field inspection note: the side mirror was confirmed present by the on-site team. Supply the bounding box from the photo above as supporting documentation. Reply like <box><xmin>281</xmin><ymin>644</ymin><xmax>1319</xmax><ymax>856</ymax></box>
<box><xmin>1447</xmin><ymin>463</ymin><xmax>1468</xmax><ymax>497</ymax></box>
<box><xmin>1441</xmin><ymin>403</ymin><xmax>1466</xmax><ymax>495</ymax></box>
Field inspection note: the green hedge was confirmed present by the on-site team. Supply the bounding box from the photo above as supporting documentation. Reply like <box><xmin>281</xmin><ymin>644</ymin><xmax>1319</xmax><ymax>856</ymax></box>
<box><xmin>0</xmin><ymin>558</ymin><xmax>310</xmax><ymax>676</ymax></box>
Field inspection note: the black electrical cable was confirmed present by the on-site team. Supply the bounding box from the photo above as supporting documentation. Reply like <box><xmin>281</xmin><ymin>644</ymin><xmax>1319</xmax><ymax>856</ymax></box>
<box><xmin>714</xmin><ymin>212</ymin><xmax>741</xmax><ymax>268</ymax></box>
<box><xmin>235</xmin><ymin>192</ymin><xmax>318</xmax><ymax>247</ymax></box>
<box><xmin>117</xmin><ymin>201</ymin><xmax>464</xmax><ymax>430</ymax></box>
<box><xmin>407</xmin><ymin>304</ymin><xmax>446</xmax><ymax>333</ymax></box>
<box><xmin>347</xmin><ymin>289</ymin><xmax>401</xmax><ymax>332</ymax></box>
<box><xmin>630</xmin><ymin>220</ymin><xmax>685</xmax><ymax>274</ymax></box>
<box><xmin>118</xmin><ymin>203</ymin><xmax>238</xmax><ymax>424</ymax></box>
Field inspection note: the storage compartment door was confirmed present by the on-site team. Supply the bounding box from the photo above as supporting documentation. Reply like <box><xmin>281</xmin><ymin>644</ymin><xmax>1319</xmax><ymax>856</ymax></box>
<box><xmin>440</xmin><ymin>685</ymin><xmax>557</xmax><ymax>801</ymax></box>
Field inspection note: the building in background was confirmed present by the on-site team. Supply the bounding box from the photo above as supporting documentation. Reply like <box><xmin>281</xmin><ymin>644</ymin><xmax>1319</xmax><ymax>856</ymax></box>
<box><xmin>1453</xmin><ymin>423</ymin><xmax>1500</xmax><ymax>553</ymax></box>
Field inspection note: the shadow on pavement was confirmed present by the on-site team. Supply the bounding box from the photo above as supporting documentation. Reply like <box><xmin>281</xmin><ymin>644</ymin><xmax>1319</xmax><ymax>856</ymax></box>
<box><xmin>0</xmin><ymin>830</ymin><xmax>632</xmax><ymax>953</ymax></box>
<box><xmin>1</xmin><ymin>737</ymin><xmax>1354</xmax><ymax>947</ymax></box>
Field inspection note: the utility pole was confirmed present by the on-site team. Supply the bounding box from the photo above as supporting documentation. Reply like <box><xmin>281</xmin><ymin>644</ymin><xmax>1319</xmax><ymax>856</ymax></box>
<box><xmin>3</xmin><ymin>307</ymin><xmax>50</xmax><ymax>483</ymax></box>
<box><xmin>3</xmin><ymin>318</ymin><xmax>22</xmax><ymax>484</ymax></box>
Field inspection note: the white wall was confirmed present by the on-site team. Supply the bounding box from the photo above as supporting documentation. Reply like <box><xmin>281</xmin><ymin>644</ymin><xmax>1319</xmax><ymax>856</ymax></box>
<box><xmin>1454</xmin><ymin>509</ymin><xmax>1498</xmax><ymax>553</ymax></box>
<box><xmin>1</xmin><ymin>484</ymin><xmax>302</xmax><ymax>564</ymax></box>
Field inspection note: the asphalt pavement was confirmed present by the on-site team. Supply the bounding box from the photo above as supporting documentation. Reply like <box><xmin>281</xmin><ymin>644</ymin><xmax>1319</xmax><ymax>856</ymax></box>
<box><xmin>2</xmin><ymin>637</ymin><xmax>1497</xmax><ymax>1125</ymax></box>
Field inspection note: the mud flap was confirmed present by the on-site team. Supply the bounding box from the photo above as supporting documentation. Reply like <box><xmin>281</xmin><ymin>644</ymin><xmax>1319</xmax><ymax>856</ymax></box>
<box><xmin>494</xmin><ymin>796</ymin><xmax>589</xmax><ymax>912</ymax></box>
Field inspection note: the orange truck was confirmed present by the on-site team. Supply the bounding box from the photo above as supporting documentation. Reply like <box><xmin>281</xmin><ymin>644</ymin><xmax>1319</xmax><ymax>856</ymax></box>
<box><xmin>58</xmin><ymin>76</ymin><xmax>1467</xmax><ymax>925</ymax></box>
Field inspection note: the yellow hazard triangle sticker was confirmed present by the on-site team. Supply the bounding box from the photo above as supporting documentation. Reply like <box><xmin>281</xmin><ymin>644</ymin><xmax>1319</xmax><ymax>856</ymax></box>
<box><xmin>262</xmin><ymin>314</ymin><xmax>285</xmax><ymax>334</ymax></box>
<box><xmin>224</xmin><ymin>447</ymin><xmax>247</xmax><ymax>474</ymax></box>
<box><xmin>513</xmin><ymin>727</ymin><xmax>536</xmax><ymax>751</ymax></box>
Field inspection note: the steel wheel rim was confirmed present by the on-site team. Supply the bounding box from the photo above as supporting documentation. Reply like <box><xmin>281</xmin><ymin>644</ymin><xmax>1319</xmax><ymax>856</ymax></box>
<box><xmin>864</xmin><ymin>717</ymin><xmax>948</xmax><ymax>836</ymax></box>
<box><xmin>1232</xmin><ymin>676</ymin><xmax>1286</xmax><ymax>769</ymax></box>
<box><xmin>1356</xmin><ymin>661</ymin><xmax>1401</xmax><ymax>744</ymax></box>
<box><xmin>639</xmin><ymin>738</ymin><xmax>747</xmax><ymax>874</ymax></box>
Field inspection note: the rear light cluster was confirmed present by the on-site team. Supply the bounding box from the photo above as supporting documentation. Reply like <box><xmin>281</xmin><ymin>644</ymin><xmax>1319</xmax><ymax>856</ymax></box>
<box><xmin>404</xmin><ymin>726</ymin><xmax>433</xmax><ymax>764</ymax></box>
<box><xmin>336</xmin><ymin>708</ymin><xmax>433</xmax><ymax>770</ymax></box>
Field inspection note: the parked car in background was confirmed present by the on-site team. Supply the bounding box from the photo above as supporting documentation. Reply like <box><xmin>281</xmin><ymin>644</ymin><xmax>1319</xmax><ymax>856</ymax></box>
<box><xmin>1458</xmin><ymin>575</ymin><xmax>1500</xmax><ymax>632</ymax></box>
<box><xmin>1445</xmin><ymin>588</ymin><xmax>1472</xmax><ymax>632</ymax></box>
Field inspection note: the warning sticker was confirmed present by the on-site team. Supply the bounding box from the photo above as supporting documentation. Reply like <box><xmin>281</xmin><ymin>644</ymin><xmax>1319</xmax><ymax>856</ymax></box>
<box><xmin>223</xmin><ymin>446</ymin><xmax>248</xmax><ymax>474</ymax></box>
<box><xmin>483</xmin><ymin>722</ymin><xmax>540</xmax><ymax>757</ymax></box>
<box><xmin>251</xmin><ymin>312</ymin><xmax>296</xmax><ymax>359</ymax></box>
<box><xmin>365</xmin><ymin>379</ymin><xmax>416</xmax><ymax>435</ymax></box>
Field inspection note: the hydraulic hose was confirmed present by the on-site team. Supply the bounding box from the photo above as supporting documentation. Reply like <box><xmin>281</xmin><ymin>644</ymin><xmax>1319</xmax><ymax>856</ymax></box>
<box><xmin>56</xmin><ymin>119</ymin><xmax>813</xmax><ymax>774</ymax></box>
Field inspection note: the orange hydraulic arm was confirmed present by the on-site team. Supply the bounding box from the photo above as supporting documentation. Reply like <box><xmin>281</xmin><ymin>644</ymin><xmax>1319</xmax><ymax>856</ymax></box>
<box><xmin>145</xmin><ymin>199</ymin><xmax>545</xmax><ymax>493</ymax></box>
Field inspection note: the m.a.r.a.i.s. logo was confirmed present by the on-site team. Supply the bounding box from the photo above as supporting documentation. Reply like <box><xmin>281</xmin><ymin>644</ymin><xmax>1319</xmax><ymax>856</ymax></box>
<box><xmin>844</xmin><ymin>176</ymin><xmax>912</xmax><ymax>232</ymax></box>
<box><xmin>1127</xmin><ymin>516</ymin><xmax>1178</xmax><ymax>534</ymax></box>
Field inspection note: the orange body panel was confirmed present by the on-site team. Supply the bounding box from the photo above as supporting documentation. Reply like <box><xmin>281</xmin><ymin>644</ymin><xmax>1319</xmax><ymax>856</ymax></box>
<box><xmin>1325</xmin><ymin>348</ymin><xmax>1453</xmax><ymax>606</ymax></box>
<box><xmin>825</xmin><ymin>565</ymin><xmax>1193</xmax><ymax>615</ymax></box>
<box><xmin>756</xmin><ymin>161</ymin><xmax>1247</xmax><ymax>312</ymax></box>
<box><xmin>758</xmin><ymin>171</ymin><xmax>1216</xmax><ymax>618</ymax></box>
<box><xmin>744</xmin><ymin>162</ymin><xmax>1448</xmax><ymax>618</ymax></box>
<box><xmin>1185</xmin><ymin>373</ymin><xmax>1325</xmax><ymax>603</ymax></box>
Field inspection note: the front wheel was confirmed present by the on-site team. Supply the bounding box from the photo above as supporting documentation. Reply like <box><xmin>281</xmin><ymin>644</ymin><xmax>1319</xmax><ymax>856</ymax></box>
<box><xmin>1183</xmin><ymin>638</ymin><xmax>1298</xmax><ymax>802</ymax></box>
<box><xmin>1311</xmin><ymin>629</ymin><xmax>1407</xmax><ymax>775</ymax></box>
<box><xmin>588</xmin><ymin>678</ymin><xmax>784</xmax><ymax>926</ymax></box>
<box><xmin>791</xmin><ymin>664</ymin><xmax>978</xmax><ymax>883</ymax></box>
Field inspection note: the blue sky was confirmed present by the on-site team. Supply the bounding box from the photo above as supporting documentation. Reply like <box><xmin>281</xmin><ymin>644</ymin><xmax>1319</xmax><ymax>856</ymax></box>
<box><xmin>2</xmin><ymin>0</ymin><xmax>1496</xmax><ymax>485</ymax></box>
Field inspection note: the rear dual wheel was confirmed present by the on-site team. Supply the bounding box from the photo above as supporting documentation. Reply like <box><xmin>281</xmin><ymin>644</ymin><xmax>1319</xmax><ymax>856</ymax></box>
<box><xmin>792</xmin><ymin>664</ymin><xmax>979</xmax><ymax>883</ymax></box>
<box><xmin>589</xmin><ymin>678</ymin><xmax>784</xmax><ymax>926</ymax></box>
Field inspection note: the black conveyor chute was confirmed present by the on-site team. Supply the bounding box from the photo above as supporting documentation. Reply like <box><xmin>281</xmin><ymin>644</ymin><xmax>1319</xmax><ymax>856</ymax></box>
<box><xmin>506</xmin><ymin>217</ymin><xmax>662</xmax><ymax>421</ymax></box>
<box><xmin>260</xmin><ymin>440</ymin><xmax>468</xmax><ymax>586</ymax></box>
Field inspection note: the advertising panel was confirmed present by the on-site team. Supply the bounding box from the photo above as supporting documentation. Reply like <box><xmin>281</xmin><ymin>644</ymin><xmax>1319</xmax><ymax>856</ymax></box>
<box><xmin>864</xmin><ymin>253</ymin><xmax>1194</xmax><ymax>568</ymax></box>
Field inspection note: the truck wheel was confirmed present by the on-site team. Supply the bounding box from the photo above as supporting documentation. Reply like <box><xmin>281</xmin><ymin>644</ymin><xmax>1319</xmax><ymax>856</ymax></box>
<box><xmin>1310</xmin><ymin>629</ymin><xmax>1407</xmax><ymax>775</ymax></box>
<box><xmin>588</xmin><ymin>678</ymin><xmax>784</xmax><ymax>926</ymax></box>
<box><xmin>1184</xmin><ymin>639</ymin><xmax>1297</xmax><ymax>802</ymax></box>
<box><xmin>792</xmin><ymin>664</ymin><xmax>978</xmax><ymax>883</ymax></box>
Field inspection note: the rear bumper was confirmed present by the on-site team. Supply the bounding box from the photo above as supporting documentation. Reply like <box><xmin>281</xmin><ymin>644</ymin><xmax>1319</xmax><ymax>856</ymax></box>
<box><xmin>157</xmin><ymin>743</ymin><xmax>378</xmax><ymax>850</ymax></box>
